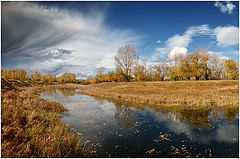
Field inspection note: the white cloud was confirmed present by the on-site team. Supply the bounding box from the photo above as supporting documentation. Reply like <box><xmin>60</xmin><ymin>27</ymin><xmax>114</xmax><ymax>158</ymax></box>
<box><xmin>153</xmin><ymin>24</ymin><xmax>238</xmax><ymax>62</ymax></box>
<box><xmin>156</xmin><ymin>40</ymin><xmax>161</xmax><ymax>44</ymax></box>
<box><xmin>153</xmin><ymin>47</ymin><xmax>169</xmax><ymax>62</ymax></box>
<box><xmin>2</xmin><ymin>2</ymin><xmax>141</xmax><ymax>77</ymax></box>
<box><xmin>166</xmin><ymin>24</ymin><xmax>212</xmax><ymax>49</ymax></box>
<box><xmin>214</xmin><ymin>1</ymin><xmax>236</xmax><ymax>14</ymax></box>
<box><xmin>185</xmin><ymin>24</ymin><xmax>213</xmax><ymax>37</ymax></box>
<box><xmin>214</xmin><ymin>26</ymin><xmax>239</xmax><ymax>46</ymax></box>
<box><xmin>166</xmin><ymin>34</ymin><xmax>192</xmax><ymax>49</ymax></box>
<box><xmin>153</xmin><ymin>24</ymin><xmax>212</xmax><ymax>61</ymax></box>
<box><xmin>96</xmin><ymin>55</ymin><xmax>116</xmax><ymax>69</ymax></box>
<box><xmin>169</xmin><ymin>47</ymin><xmax>188</xmax><ymax>60</ymax></box>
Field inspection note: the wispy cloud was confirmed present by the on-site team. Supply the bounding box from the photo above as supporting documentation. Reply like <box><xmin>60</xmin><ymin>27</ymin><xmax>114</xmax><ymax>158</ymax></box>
<box><xmin>2</xmin><ymin>2</ymin><xmax>141</xmax><ymax>77</ymax></box>
<box><xmin>214</xmin><ymin>1</ymin><xmax>236</xmax><ymax>14</ymax></box>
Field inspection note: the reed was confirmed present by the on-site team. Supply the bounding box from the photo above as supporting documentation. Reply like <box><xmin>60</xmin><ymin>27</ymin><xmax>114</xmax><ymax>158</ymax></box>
<box><xmin>1</xmin><ymin>88</ymin><xmax>91</xmax><ymax>157</ymax></box>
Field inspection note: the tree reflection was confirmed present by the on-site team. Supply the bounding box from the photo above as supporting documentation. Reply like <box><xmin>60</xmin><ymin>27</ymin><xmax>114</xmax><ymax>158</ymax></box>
<box><xmin>156</xmin><ymin>108</ymin><xmax>238</xmax><ymax>129</ymax></box>
<box><xmin>177</xmin><ymin>109</ymin><xmax>211</xmax><ymax>128</ymax></box>
<box><xmin>223</xmin><ymin>109</ymin><xmax>238</xmax><ymax>122</ymax></box>
<box><xmin>58</xmin><ymin>88</ymin><xmax>76</xmax><ymax>96</ymax></box>
<box><xmin>115</xmin><ymin>105</ymin><xmax>138</xmax><ymax>128</ymax></box>
<box><xmin>43</xmin><ymin>88</ymin><xmax>56</xmax><ymax>95</ymax></box>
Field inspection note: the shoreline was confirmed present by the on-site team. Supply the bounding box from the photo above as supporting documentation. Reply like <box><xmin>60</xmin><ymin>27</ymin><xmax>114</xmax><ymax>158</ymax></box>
<box><xmin>1</xmin><ymin>86</ymin><xmax>91</xmax><ymax>157</ymax></box>
<box><xmin>67</xmin><ymin>80</ymin><xmax>239</xmax><ymax>111</ymax></box>
<box><xmin>1</xmin><ymin>79</ymin><xmax>238</xmax><ymax>157</ymax></box>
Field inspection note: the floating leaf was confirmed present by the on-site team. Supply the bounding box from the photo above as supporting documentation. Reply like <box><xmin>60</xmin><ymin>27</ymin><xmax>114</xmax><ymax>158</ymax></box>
<box><xmin>146</xmin><ymin>148</ymin><xmax>155</xmax><ymax>154</ymax></box>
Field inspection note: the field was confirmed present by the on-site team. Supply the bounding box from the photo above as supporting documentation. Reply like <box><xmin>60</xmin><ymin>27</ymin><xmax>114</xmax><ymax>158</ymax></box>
<box><xmin>1</xmin><ymin>79</ymin><xmax>239</xmax><ymax>157</ymax></box>
<box><xmin>78</xmin><ymin>80</ymin><xmax>239</xmax><ymax>111</ymax></box>
<box><xmin>1</xmin><ymin>79</ymin><xmax>91</xmax><ymax>157</ymax></box>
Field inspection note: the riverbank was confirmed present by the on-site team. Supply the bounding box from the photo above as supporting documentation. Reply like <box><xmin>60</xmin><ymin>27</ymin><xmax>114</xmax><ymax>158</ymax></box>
<box><xmin>1</xmin><ymin>79</ymin><xmax>238</xmax><ymax>157</ymax></box>
<box><xmin>76</xmin><ymin>80</ymin><xmax>239</xmax><ymax>111</ymax></box>
<box><xmin>1</xmin><ymin>80</ymin><xmax>90</xmax><ymax>157</ymax></box>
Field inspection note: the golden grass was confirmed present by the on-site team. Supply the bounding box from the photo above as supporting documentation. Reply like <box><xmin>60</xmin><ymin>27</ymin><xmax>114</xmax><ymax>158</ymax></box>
<box><xmin>2</xmin><ymin>79</ymin><xmax>238</xmax><ymax>157</ymax></box>
<box><xmin>76</xmin><ymin>80</ymin><xmax>239</xmax><ymax>111</ymax></box>
<box><xmin>1</xmin><ymin>88</ymin><xmax>91</xmax><ymax>157</ymax></box>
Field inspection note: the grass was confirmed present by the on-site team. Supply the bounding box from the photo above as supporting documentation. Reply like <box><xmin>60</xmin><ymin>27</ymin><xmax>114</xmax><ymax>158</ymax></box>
<box><xmin>1</xmin><ymin>80</ymin><xmax>91</xmax><ymax>157</ymax></box>
<box><xmin>77</xmin><ymin>80</ymin><xmax>239</xmax><ymax>111</ymax></box>
<box><xmin>1</xmin><ymin>79</ymin><xmax>239</xmax><ymax>157</ymax></box>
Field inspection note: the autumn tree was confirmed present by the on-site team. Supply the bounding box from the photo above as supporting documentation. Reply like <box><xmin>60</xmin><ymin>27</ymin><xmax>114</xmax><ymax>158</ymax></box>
<box><xmin>152</xmin><ymin>64</ymin><xmax>169</xmax><ymax>81</ymax></box>
<box><xmin>223</xmin><ymin>59</ymin><xmax>238</xmax><ymax>80</ymax></box>
<box><xmin>42</xmin><ymin>72</ymin><xmax>56</xmax><ymax>83</ymax></box>
<box><xmin>179</xmin><ymin>56</ymin><xmax>192</xmax><ymax>80</ymax></box>
<box><xmin>86</xmin><ymin>75</ymin><xmax>97</xmax><ymax>84</ymax></box>
<box><xmin>134</xmin><ymin>63</ymin><xmax>146</xmax><ymax>81</ymax></box>
<box><xmin>95</xmin><ymin>67</ymin><xmax>105</xmax><ymax>82</ymax></box>
<box><xmin>15</xmin><ymin>69</ymin><xmax>27</xmax><ymax>80</ymax></box>
<box><xmin>207</xmin><ymin>54</ymin><xmax>223</xmax><ymax>80</ymax></box>
<box><xmin>1</xmin><ymin>69</ymin><xmax>10</xmax><ymax>79</ymax></box>
<box><xmin>1</xmin><ymin>68</ymin><xmax>26</xmax><ymax>80</ymax></box>
<box><xmin>115</xmin><ymin>45</ymin><xmax>138</xmax><ymax>82</ymax></box>
<box><xmin>31</xmin><ymin>70</ymin><xmax>42</xmax><ymax>81</ymax></box>
<box><xmin>168</xmin><ymin>66</ymin><xmax>182</xmax><ymax>80</ymax></box>
<box><xmin>189</xmin><ymin>49</ymin><xmax>209</xmax><ymax>80</ymax></box>
<box><xmin>105</xmin><ymin>71</ymin><xmax>118</xmax><ymax>82</ymax></box>
<box><xmin>57</xmin><ymin>72</ymin><xmax>76</xmax><ymax>83</ymax></box>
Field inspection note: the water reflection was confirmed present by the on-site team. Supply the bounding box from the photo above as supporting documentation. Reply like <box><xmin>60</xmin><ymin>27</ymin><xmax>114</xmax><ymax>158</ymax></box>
<box><xmin>153</xmin><ymin>110</ymin><xmax>238</xmax><ymax>144</ymax></box>
<box><xmin>115</xmin><ymin>106</ymin><xmax>138</xmax><ymax>128</ymax></box>
<box><xmin>58</xmin><ymin>88</ymin><xmax>76</xmax><ymax>96</ymax></box>
<box><xmin>40</xmin><ymin>88</ymin><xmax>239</xmax><ymax>157</ymax></box>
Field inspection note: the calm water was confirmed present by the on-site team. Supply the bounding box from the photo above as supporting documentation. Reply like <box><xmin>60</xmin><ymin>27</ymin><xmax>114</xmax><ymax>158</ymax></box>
<box><xmin>40</xmin><ymin>88</ymin><xmax>239</xmax><ymax>157</ymax></box>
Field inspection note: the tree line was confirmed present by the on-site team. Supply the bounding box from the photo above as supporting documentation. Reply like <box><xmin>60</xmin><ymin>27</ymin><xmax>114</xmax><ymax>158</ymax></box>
<box><xmin>88</xmin><ymin>45</ymin><xmax>239</xmax><ymax>83</ymax></box>
<box><xmin>1</xmin><ymin>45</ymin><xmax>239</xmax><ymax>84</ymax></box>
<box><xmin>1</xmin><ymin>69</ymin><xmax>78</xmax><ymax>84</ymax></box>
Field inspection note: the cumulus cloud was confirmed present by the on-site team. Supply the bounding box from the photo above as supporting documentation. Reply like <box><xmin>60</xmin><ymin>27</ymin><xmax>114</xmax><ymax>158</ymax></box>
<box><xmin>169</xmin><ymin>47</ymin><xmax>188</xmax><ymax>60</ymax></box>
<box><xmin>1</xmin><ymin>2</ymin><xmax>140</xmax><ymax>77</ymax></box>
<box><xmin>214</xmin><ymin>1</ymin><xmax>236</xmax><ymax>14</ymax></box>
<box><xmin>156</xmin><ymin>40</ymin><xmax>161</xmax><ymax>44</ymax></box>
<box><xmin>214</xmin><ymin>26</ymin><xmax>239</xmax><ymax>46</ymax></box>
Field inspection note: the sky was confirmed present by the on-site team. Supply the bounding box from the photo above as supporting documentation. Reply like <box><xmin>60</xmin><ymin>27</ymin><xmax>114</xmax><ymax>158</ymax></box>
<box><xmin>1</xmin><ymin>1</ymin><xmax>239</xmax><ymax>78</ymax></box>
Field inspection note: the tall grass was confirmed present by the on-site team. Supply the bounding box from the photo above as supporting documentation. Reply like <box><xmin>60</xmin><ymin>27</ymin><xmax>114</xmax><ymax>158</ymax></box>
<box><xmin>1</xmin><ymin>89</ymin><xmax>90</xmax><ymax>157</ymax></box>
<box><xmin>79</xmin><ymin>80</ymin><xmax>239</xmax><ymax>110</ymax></box>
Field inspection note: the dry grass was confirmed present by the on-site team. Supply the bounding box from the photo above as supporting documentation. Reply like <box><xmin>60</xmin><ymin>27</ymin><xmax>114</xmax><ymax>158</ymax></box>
<box><xmin>2</xmin><ymin>79</ymin><xmax>238</xmax><ymax>157</ymax></box>
<box><xmin>1</xmin><ymin>88</ymin><xmax>91</xmax><ymax>157</ymax></box>
<box><xmin>77</xmin><ymin>80</ymin><xmax>239</xmax><ymax>111</ymax></box>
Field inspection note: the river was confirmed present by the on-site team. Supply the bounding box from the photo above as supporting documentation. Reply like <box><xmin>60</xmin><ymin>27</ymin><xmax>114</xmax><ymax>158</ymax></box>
<box><xmin>40</xmin><ymin>88</ymin><xmax>239</xmax><ymax>157</ymax></box>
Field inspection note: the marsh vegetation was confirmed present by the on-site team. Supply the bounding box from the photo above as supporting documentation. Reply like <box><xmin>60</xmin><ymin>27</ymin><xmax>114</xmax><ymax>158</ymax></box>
<box><xmin>40</xmin><ymin>87</ymin><xmax>239</xmax><ymax>157</ymax></box>
<box><xmin>79</xmin><ymin>80</ymin><xmax>238</xmax><ymax>110</ymax></box>
<box><xmin>1</xmin><ymin>80</ymin><xmax>91</xmax><ymax>157</ymax></box>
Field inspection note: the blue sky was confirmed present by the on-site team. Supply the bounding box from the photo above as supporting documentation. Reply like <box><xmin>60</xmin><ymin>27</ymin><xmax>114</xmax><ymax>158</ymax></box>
<box><xmin>106</xmin><ymin>1</ymin><xmax>239</xmax><ymax>60</ymax></box>
<box><xmin>1</xmin><ymin>1</ymin><xmax>239</xmax><ymax>77</ymax></box>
